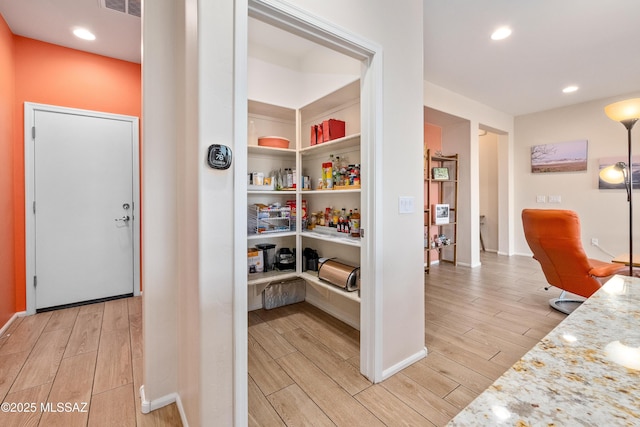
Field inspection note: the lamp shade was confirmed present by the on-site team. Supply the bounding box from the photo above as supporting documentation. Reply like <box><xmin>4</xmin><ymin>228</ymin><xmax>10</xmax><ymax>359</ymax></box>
<box><xmin>599</xmin><ymin>162</ymin><xmax>626</xmax><ymax>184</ymax></box>
<box><xmin>604</xmin><ymin>98</ymin><xmax>640</xmax><ymax>122</ymax></box>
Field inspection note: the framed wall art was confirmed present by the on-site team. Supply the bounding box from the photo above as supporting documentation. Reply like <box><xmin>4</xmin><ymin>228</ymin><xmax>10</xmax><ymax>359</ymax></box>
<box><xmin>531</xmin><ymin>139</ymin><xmax>588</xmax><ymax>173</ymax></box>
<box><xmin>598</xmin><ymin>156</ymin><xmax>640</xmax><ymax>189</ymax></box>
<box><xmin>433</xmin><ymin>204</ymin><xmax>450</xmax><ymax>225</ymax></box>
<box><xmin>432</xmin><ymin>167</ymin><xmax>449</xmax><ymax>180</ymax></box>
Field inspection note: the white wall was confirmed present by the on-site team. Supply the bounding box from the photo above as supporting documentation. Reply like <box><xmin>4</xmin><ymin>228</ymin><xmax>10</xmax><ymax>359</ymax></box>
<box><xmin>196</xmin><ymin>0</ymin><xmax>241</xmax><ymax>424</ymax></box>
<box><xmin>291</xmin><ymin>0</ymin><xmax>426</xmax><ymax>373</ymax></box>
<box><xmin>248</xmin><ymin>33</ymin><xmax>360</xmax><ymax>109</ymax></box>
<box><xmin>514</xmin><ymin>91</ymin><xmax>640</xmax><ymax>259</ymax></box>
<box><xmin>143</xmin><ymin>0</ymin><xmax>239</xmax><ymax>424</ymax></box>
<box><xmin>142</xmin><ymin>0</ymin><xmax>180</xmax><ymax>409</ymax></box>
<box><xmin>424</xmin><ymin>82</ymin><xmax>516</xmax><ymax>264</ymax></box>
<box><xmin>177</xmin><ymin>0</ymin><xmax>202</xmax><ymax>422</ymax></box>
<box><xmin>247</xmin><ymin>56</ymin><xmax>307</xmax><ymax>107</ymax></box>
<box><xmin>441</xmin><ymin>121</ymin><xmax>474</xmax><ymax>265</ymax></box>
<box><xmin>247</xmin><ymin>56</ymin><xmax>360</xmax><ymax>109</ymax></box>
<box><xmin>143</xmin><ymin>0</ymin><xmax>426</xmax><ymax>424</ymax></box>
<box><xmin>249</xmin><ymin>0</ymin><xmax>426</xmax><ymax>379</ymax></box>
<box><xmin>479</xmin><ymin>133</ymin><xmax>499</xmax><ymax>252</ymax></box>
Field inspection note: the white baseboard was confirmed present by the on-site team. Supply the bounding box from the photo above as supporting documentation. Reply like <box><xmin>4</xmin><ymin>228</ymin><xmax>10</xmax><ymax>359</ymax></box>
<box><xmin>174</xmin><ymin>393</ymin><xmax>188</xmax><ymax>427</ymax></box>
<box><xmin>139</xmin><ymin>385</ymin><xmax>188</xmax><ymax>426</ymax></box>
<box><xmin>0</xmin><ymin>311</ymin><xmax>27</xmax><ymax>337</ymax></box>
<box><xmin>381</xmin><ymin>347</ymin><xmax>427</xmax><ymax>380</ymax></box>
<box><xmin>248</xmin><ymin>301</ymin><xmax>263</xmax><ymax>311</ymax></box>
<box><xmin>512</xmin><ymin>251</ymin><xmax>532</xmax><ymax>257</ymax></box>
<box><xmin>248</xmin><ymin>293</ymin><xmax>263</xmax><ymax>311</ymax></box>
<box><xmin>304</xmin><ymin>294</ymin><xmax>360</xmax><ymax>330</ymax></box>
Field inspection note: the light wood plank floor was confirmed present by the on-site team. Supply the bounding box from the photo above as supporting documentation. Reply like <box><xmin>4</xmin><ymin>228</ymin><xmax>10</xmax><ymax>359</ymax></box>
<box><xmin>0</xmin><ymin>297</ymin><xmax>181</xmax><ymax>427</ymax></box>
<box><xmin>1</xmin><ymin>253</ymin><xmax>566</xmax><ymax>426</ymax></box>
<box><xmin>249</xmin><ymin>253</ymin><xmax>567</xmax><ymax>426</ymax></box>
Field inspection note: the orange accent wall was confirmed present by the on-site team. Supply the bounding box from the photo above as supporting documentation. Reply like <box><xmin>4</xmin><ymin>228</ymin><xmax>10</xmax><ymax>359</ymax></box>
<box><xmin>12</xmin><ymin>36</ymin><xmax>141</xmax><ymax>312</ymax></box>
<box><xmin>0</xmin><ymin>15</ymin><xmax>16</xmax><ymax>327</ymax></box>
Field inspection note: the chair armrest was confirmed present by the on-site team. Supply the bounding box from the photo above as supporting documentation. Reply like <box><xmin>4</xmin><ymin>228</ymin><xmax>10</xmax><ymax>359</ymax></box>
<box><xmin>589</xmin><ymin>259</ymin><xmax>627</xmax><ymax>278</ymax></box>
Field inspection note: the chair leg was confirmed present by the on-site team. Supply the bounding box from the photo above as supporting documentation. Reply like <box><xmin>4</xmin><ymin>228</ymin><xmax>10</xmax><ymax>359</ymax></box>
<box><xmin>549</xmin><ymin>290</ymin><xmax>586</xmax><ymax>315</ymax></box>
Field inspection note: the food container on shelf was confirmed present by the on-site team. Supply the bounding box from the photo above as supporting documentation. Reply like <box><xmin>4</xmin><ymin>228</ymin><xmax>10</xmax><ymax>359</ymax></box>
<box><xmin>276</xmin><ymin>247</ymin><xmax>296</xmax><ymax>270</ymax></box>
<box><xmin>263</xmin><ymin>278</ymin><xmax>305</xmax><ymax>309</ymax></box>
<box><xmin>317</xmin><ymin>258</ymin><xmax>360</xmax><ymax>291</ymax></box>
<box><xmin>322</xmin><ymin>119</ymin><xmax>345</xmax><ymax>142</ymax></box>
<box><xmin>247</xmin><ymin>248</ymin><xmax>263</xmax><ymax>274</ymax></box>
<box><xmin>255</xmin><ymin>243</ymin><xmax>276</xmax><ymax>271</ymax></box>
<box><xmin>258</xmin><ymin>136</ymin><xmax>290</xmax><ymax>149</ymax></box>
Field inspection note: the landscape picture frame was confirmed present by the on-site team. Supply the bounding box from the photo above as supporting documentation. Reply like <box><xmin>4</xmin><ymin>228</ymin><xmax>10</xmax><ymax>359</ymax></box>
<box><xmin>530</xmin><ymin>139</ymin><xmax>588</xmax><ymax>173</ymax></box>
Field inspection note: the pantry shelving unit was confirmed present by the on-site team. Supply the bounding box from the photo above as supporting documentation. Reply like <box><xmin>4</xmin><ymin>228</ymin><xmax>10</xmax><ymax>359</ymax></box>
<box><xmin>424</xmin><ymin>148</ymin><xmax>459</xmax><ymax>272</ymax></box>
<box><xmin>247</xmin><ymin>80</ymin><xmax>363</xmax><ymax>327</ymax></box>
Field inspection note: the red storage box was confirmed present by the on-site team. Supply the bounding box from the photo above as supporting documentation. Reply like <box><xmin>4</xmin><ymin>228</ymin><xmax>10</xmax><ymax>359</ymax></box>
<box><xmin>322</xmin><ymin>119</ymin><xmax>345</xmax><ymax>142</ymax></box>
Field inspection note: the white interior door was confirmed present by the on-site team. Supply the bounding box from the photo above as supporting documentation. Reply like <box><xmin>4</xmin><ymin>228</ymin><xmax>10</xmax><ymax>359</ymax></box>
<box><xmin>33</xmin><ymin>108</ymin><xmax>136</xmax><ymax>310</ymax></box>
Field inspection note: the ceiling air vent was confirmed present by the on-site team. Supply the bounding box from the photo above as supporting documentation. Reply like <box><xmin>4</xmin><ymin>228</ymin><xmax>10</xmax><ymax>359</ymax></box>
<box><xmin>100</xmin><ymin>0</ymin><xmax>141</xmax><ymax>18</ymax></box>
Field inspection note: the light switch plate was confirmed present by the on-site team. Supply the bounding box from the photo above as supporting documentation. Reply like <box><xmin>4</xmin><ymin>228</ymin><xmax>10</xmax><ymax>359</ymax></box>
<box><xmin>398</xmin><ymin>197</ymin><xmax>415</xmax><ymax>214</ymax></box>
<box><xmin>536</xmin><ymin>195</ymin><xmax>546</xmax><ymax>203</ymax></box>
<box><xmin>548</xmin><ymin>195</ymin><xmax>561</xmax><ymax>203</ymax></box>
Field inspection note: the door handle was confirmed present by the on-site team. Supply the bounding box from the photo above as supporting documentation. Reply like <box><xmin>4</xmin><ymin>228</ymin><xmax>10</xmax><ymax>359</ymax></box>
<box><xmin>115</xmin><ymin>215</ymin><xmax>130</xmax><ymax>222</ymax></box>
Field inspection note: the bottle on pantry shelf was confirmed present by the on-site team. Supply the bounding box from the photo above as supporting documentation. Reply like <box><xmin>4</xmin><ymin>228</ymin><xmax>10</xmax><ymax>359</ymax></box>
<box><xmin>350</xmin><ymin>208</ymin><xmax>360</xmax><ymax>237</ymax></box>
<box><xmin>285</xmin><ymin>168</ymin><xmax>293</xmax><ymax>188</ymax></box>
<box><xmin>332</xmin><ymin>208</ymin><xmax>339</xmax><ymax>227</ymax></box>
<box><xmin>334</xmin><ymin>156</ymin><xmax>347</xmax><ymax>187</ymax></box>
<box><xmin>352</xmin><ymin>164</ymin><xmax>361</xmax><ymax>186</ymax></box>
<box><xmin>343</xmin><ymin>217</ymin><xmax>352</xmax><ymax>234</ymax></box>
<box><xmin>326</xmin><ymin>207</ymin><xmax>333</xmax><ymax>227</ymax></box>
<box><xmin>318</xmin><ymin>211</ymin><xmax>325</xmax><ymax>226</ymax></box>
<box><xmin>339</xmin><ymin>156</ymin><xmax>349</xmax><ymax>186</ymax></box>
<box><xmin>274</xmin><ymin>169</ymin><xmax>283</xmax><ymax>190</ymax></box>
<box><xmin>322</xmin><ymin>154</ymin><xmax>334</xmax><ymax>189</ymax></box>
<box><xmin>309</xmin><ymin>212</ymin><xmax>317</xmax><ymax>230</ymax></box>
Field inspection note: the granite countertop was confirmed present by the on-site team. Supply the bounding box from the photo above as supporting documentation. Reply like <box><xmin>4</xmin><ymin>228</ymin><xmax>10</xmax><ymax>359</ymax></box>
<box><xmin>447</xmin><ymin>275</ymin><xmax>640</xmax><ymax>426</ymax></box>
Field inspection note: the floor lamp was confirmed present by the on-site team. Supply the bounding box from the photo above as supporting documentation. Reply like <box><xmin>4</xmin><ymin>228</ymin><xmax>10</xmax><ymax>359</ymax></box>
<box><xmin>601</xmin><ymin>98</ymin><xmax>640</xmax><ymax>277</ymax></box>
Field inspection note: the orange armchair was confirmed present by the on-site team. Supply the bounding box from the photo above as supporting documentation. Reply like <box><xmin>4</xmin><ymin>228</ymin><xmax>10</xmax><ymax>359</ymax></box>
<box><xmin>521</xmin><ymin>209</ymin><xmax>625</xmax><ymax>314</ymax></box>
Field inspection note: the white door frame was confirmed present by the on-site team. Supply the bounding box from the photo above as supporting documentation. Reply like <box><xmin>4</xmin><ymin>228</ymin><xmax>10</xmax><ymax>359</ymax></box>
<box><xmin>234</xmin><ymin>2</ymin><xmax>383</xmax><ymax>422</ymax></box>
<box><xmin>24</xmin><ymin>102</ymin><xmax>141</xmax><ymax>315</ymax></box>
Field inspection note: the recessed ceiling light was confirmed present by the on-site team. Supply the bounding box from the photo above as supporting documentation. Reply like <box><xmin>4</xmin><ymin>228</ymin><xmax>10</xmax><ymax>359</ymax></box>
<box><xmin>491</xmin><ymin>27</ymin><xmax>512</xmax><ymax>41</ymax></box>
<box><xmin>563</xmin><ymin>85</ymin><xmax>579</xmax><ymax>93</ymax></box>
<box><xmin>73</xmin><ymin>28</ymin><xmax>96</xmax><ymax>41</ymax></box>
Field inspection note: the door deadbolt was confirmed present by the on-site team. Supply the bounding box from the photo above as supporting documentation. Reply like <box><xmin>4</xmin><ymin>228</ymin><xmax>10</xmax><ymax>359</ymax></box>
<box><xmin>123</xmin><ymin>203</ymin><xmax>130</xmax><ymax>210</ymax></box>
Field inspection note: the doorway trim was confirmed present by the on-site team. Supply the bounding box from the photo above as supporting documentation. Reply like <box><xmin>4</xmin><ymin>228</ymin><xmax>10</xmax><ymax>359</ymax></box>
<box><xmin>236</xmin><ymin>0</ymin><xmax>384</xmax><ymax>423</ymax></box>
<box><xmin>24</xmin><ymin>102</ymin><xmax>141</xmax><ymax>315</ymax></box>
